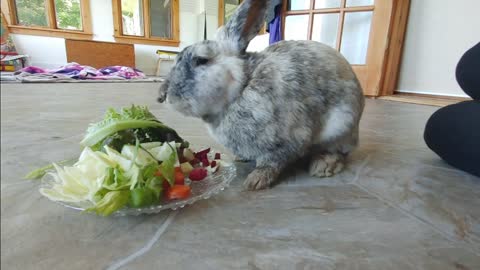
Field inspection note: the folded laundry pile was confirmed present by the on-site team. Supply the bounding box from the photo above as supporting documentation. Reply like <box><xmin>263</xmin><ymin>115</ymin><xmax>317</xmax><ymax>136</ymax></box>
<box><xmin>14</xmin><ymin>62</ymin><xmax>147</xmax><ymax>82</ymax></box>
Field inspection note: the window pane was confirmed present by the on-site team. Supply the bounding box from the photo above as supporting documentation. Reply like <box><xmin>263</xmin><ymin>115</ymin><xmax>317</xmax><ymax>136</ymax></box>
<box><xmin>311</xmin><ymin>13</ymin><xmax>339</xmax><ymax>49</ymax></box>
<box><xmin>55</xmin><ymin>0</ymin><xmax>82</xmax><ymax>30</ymax></box>
<box><xmin>314</xmin><ymin>0</ymin><xmax>341</xmax><ymax>9</ymax></box>
<box><xmin>225</xmin><ymin>0</ymin><xmax>241</xmax><ymax>24</ymax></box>
<box><xmin>346</xmin><ymin>0</ymin><xmax>374</xmax><ymax>7</ymax></box>
<box><xmin>284</xmin><ymin>15</ymin><xmax>309</xmax><ymax>40</ymax></box>
<box><xmin>150</xmin><ymin>0</ymin><xmax>172</xmax><ymax>38</ymax></box>
<box><xmin>14</xmin><ymin>0</ymin><xmax>48</xmax><ymax>27</ymax></box>
<box><xmin>340</xmin><ymin>11</ymin><xmax>373</xmax><ymax>64</ymax></box>
<box><xmin>288</xmin><ymin>0</ymin><xmax>310</xmax><ymax>11</ymax></box>
<box><xmin>121</xmin><ymin>0</ymin><xmax>144</xmax><ymax>36</ymax></box>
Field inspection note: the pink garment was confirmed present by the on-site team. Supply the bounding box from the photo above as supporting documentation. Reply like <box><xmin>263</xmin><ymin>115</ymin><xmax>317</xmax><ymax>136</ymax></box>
<box><xmin>16</xmin><ymin>62</ymin><xmax>146</xmax><ymax>80</ymax></box>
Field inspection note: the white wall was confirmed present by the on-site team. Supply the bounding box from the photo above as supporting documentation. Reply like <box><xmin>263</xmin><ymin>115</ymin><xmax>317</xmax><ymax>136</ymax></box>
<box><xmin>10</xmin><ymin>0</ymin><xmax>208</xmax><ymax>75</ymax></box>
<box><xmin>397</xmin><ymin>0</ymin><xmax>480</xmax><ymax>97</ymax></box>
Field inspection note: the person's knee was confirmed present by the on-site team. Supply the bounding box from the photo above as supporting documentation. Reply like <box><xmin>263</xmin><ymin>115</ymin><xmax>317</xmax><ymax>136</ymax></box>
<box><xmin>456</xmin><ymin>42</ymin><xmax>480</xmax><ymax>100</ymax></box>
<box><xmin>424</xmin><ymin>101</ymin><xmax>480</xmax><ymax>177</ymax></box>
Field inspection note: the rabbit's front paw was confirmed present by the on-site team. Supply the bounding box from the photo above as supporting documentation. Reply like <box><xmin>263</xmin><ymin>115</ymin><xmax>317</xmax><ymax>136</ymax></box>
<box><xmin>309</xmin><ymin>153</ymin><xmax>345</xmax><ymax>177</ymax></box>
<box><xmin>244</xmin><ymin>167</ymin><xmax>279</xmax><ymax>191</ymax></box>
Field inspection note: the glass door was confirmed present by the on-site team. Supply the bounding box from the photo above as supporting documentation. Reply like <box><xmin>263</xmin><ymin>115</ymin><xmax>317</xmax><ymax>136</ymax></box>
<box><xmin>283</xmin><ymin>0</ymin><xmax>407</xmax><ymax>96</ymax></box>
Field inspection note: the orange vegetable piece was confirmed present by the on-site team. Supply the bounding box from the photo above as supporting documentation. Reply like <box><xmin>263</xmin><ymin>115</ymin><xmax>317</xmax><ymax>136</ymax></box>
<box><xmin>165</xmin><ymin>185</ymin><xmax>191</xmax><ymax>200</ymax></box>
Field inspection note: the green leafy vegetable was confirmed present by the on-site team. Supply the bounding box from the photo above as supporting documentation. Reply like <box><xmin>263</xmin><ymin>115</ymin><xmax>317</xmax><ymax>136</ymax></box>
<box><xmin>85</xmin><ymin>190</ymin><xmax>130</xmax><ymax>216</ymax></box>
<box><xmin>81</xmin><ymin>105</ymin><xmax>168</xmax><ymax>149</ymax></box>
<box><xmin>24</xmin><ymin>159</ymin><xmax>75</xmax><ymax>180</ymax></box>
<box><xmin>102</xmin><ymin>167</ymin><xmax>132</xmax><ymax>191</ymax></box>
<box><xmin>146</xmin><ymin>177</ymin><xmax>163</xmax><ymax>199</ymax></box>
<box><xmin>158</xmin><ymin>143</ymin><xmax>177</xmax><ymax>187</ymax></box>
<box><xmin>129</xmin><ymin>187</ymin><xmax>155</xmax><ymax>208</ymax></box>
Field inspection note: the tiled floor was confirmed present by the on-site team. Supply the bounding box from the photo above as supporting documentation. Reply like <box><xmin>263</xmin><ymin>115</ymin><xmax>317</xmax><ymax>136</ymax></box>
<box><xmin>1</xmin><ymin>83</ymin><xmax>479</xmax><ymax>270</ymax></box>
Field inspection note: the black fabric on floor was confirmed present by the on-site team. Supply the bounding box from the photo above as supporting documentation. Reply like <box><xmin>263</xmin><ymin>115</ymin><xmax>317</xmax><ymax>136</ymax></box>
<box><xmin>424</xmin><ymin>42</ymin><xmax>480</xmax><ymax>178</ymax></box>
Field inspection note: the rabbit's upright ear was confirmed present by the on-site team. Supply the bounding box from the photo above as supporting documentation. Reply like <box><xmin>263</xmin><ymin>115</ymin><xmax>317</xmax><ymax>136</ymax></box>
<box><xmin>216</xmin><ymin>0</ymin><xmax>268</xmax><ymax>53</ymax></box>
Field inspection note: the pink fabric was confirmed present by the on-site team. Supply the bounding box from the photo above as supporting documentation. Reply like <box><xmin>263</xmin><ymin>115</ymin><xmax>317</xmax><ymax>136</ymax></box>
<box><xmin>17</xmin><ymin>62</ymin><xmax>146</xmax><ymax>80</ymax></box>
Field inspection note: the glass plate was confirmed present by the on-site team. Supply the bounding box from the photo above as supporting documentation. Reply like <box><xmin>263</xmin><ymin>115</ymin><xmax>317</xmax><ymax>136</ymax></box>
<box><xmin>40</xmin><ymin>150</ymin><xmax>236</xmax><ymax>216</ymax></box>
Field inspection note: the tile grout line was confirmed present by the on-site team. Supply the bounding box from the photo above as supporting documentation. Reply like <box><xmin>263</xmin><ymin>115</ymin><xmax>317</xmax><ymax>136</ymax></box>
<box><xmin>105</xmin><ymin>210</ymin><xmax>179</xmax><ymax>270</ymax></box>
<box><xmin>352</xmin><ymin>182</ymin><xmax>480</xmax><ymax>256</ymax></box>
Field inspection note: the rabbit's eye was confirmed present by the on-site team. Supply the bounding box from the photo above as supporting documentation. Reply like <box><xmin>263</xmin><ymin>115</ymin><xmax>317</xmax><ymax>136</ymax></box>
<box><xmin>193</xmin><ymin>57</ymin><xmax>209</xmax><ymax>67</ymax></box>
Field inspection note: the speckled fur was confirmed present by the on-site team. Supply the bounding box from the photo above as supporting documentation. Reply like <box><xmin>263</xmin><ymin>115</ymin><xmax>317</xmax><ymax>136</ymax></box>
<box><xmin>159</xmin><ymin>0</ymin><xmax>364</xmax><ymax>190</ymax></box>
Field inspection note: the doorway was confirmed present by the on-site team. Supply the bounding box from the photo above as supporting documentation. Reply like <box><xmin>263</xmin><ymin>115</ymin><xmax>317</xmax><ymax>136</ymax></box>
<box><xmin>282</xmin><ymin>0</ymin><xmax>410</xmax><ymax>96</ymax></box>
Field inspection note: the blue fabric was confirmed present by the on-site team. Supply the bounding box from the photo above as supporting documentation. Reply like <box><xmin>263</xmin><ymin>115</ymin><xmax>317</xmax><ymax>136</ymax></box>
<box><xmin>268</xmin><ymin>5</ymin><xmax>282</xmax><ymax>45</ymax></box>
<box><xmin>265</xmin><ymin>0</ymin><xmax>283</xmax><ymax>27</ymax></box>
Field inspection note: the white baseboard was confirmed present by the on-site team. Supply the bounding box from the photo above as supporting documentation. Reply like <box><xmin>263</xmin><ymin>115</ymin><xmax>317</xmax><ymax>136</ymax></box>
<box><xmin>396</xmin><ymin>90</ymin><xmax>470</xmax><ymax>98</ymax></box>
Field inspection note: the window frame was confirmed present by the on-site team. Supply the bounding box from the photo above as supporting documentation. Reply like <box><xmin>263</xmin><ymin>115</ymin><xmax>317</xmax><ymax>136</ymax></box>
<box><xmin>112</xmin><ymin>0</ymin><xmax>180</xmax><ymax>47</ymax></box>
<box><xmin>282</xmin><ymin>0</ymin><xmax>374</xmax><ymax>52</ymax></box>
<box><xmin>3</xmin><ymin>0</ymin><xmax>93</xmax><ymax>39</ymax></box>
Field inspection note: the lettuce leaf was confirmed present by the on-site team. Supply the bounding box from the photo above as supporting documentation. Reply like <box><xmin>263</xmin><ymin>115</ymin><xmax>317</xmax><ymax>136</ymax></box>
<box><xmin>80</xmin><ymin>105</ymin><xmax>167</xmax><ymax>148</ymax></box>
<box><xmin>85</xmin><ymin>190</ymin><xmax>130</xmax><ymax>216</ymax></box>
<box><xmin>24</xmin><ymin>159</ymin><xmax>75</xmax><ymax>180</ymax></box>
<box><xmin>158</xmin><ymin>143</ymin><xmax>177</xmax><ymax>187</ymax></box>
<box><xmin>39</xmin><ymin>148</ymin><xmax>111</xmax><ymax>203</ymax></box>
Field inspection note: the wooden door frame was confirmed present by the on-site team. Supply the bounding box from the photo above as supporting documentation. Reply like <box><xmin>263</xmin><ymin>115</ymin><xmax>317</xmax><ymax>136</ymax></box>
<box><xmin>281</xmin><ymin>0</ymin><xmax>411</xmax><ymax>97</ymax></box>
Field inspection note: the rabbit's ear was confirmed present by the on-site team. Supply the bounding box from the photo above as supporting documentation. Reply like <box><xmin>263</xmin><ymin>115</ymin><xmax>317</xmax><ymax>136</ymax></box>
<box><xmin>216</xmin><ymin>0</ymin><xmax>268</xmax><ymax>53</ymax></box>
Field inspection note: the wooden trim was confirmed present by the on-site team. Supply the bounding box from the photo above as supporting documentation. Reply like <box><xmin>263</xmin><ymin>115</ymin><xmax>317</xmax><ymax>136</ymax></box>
<box><xmin>111</xmin><ymin>0</ymin><xmax>122</xmax><ymax>36</ymax></box>
<box><xmin>46</xmin><ymin>0</ymin><xmax>57</xmax><ymax>29</ymax></box>
<box><xmin>2</xmin><ymin>0</ymin><xmax>18</xmax><ymax>25</ymax></box>
<box><xmin>172</xmin><ymin>0</ymin><xmax>179</xmax><ymax>41</ymax></box>
<box><xmin>143</xmin><ymin>0</ymin><xmax>151</xmax><ymax>38</ymax></box>
<box><xmin>364</xmin><ymin>0</ymin><xmax>392</xmax><ymax>96</ymax></box>
<box><xmin>378</xmin><ymin>92</ymin><xmax>471</xmax><ymax>107</ymax></box>
<box><xmin>80</xmin><ymin>0</ymin><xmax>92</xmax><ymax>33</ymax></box>
<box><xmin>335</xmin><ymin>0</ymin><xmax>346</xmax><ymax>50</ymax></box>
<box><xmin>306</xmin><ymin>0</ymin><xmax>314</xmax><ymax>40</ymax></box>
<box><xmin>281</xmin><ymin>0</ymin><xmax>287</xmax><ymax>39</ymax></box>
<box><xmin>8</xmin><ymin>26</ymin><xmax>93</xmax><ymax>39</ymax></box>
<box><xmin>379</xmin><ymin>0</ymin><xmax>411</xmax><ymax>96</ymax></box>
<box><xmin>114</xmin><ymin>35</ymin><xmax>179</xmax><ymax>46</ymax></box>
<box><xmin>218</xmin><ymin>0</ymin><xmax>224</xmax><ymax>26</ymax></box>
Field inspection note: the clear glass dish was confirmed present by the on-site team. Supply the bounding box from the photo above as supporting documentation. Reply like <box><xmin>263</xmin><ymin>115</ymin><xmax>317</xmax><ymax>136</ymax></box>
<box><xmin>40</xmin><ymin>151</ymin><xmax>236</xmax><ymax>216</ymax></box>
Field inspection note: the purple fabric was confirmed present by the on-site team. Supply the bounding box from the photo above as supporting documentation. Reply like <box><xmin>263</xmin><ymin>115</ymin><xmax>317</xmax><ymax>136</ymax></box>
<box><xmin>268</xmin><ymin>5</ymin><xmax>282</xmax><ymax>45</ymax></box>
<box><xmin>18</xmin><ymin>63</ymin><xmax>146</xmax><ymax>80</ymax></box>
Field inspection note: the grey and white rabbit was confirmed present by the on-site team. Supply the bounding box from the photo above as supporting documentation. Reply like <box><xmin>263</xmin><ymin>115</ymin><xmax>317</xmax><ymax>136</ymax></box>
<box><xmin>158</xmin><ymin>0</ymin><xmax>364</xmax><ymax>190</ymax></box>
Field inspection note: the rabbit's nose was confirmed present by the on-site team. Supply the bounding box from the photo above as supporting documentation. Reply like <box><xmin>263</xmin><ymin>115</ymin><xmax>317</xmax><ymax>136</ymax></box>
<box><xmin>157</xmin><ymin>95</ymin><xmax>166</xmax><ymax>103</ymax></box>
<box><xmin>158</xmin><ymin>91</ymin><xmax>167</xmax><ymax>103</ymax></box>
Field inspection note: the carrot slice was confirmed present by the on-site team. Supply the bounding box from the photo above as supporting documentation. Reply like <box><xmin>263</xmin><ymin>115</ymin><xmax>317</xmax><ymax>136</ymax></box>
<box><xmin>165</xmin><ymin>185</ymin><xmax>191</xmax><ymax>200</ymax></box>
<box><xmin>174</xmin><ymin>171</ymin><xmax>185</xmax><ymax>185</ymax></box>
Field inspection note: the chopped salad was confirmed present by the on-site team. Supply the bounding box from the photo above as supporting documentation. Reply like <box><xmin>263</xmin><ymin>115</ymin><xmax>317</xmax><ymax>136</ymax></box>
<box><xmin>26</xmin><ymin>105</ymin><xmax>222</xmax><ymax>216</ymax></box>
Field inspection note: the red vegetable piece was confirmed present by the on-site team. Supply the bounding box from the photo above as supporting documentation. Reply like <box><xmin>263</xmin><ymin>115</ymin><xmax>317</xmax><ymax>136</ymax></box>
<box><xmin>214</xmin><ymin>153</ymin><xmax>221</xmax><ymax>160</ymax></box>
<box><xmin>194</xmin><ymin>148</ymin><xmax>211</xmax><ymax>160</ymax></box>
<box><xmin>189</xmin><ymin>168</ymin><xmax>207</xmax><ymax>181</ymax></box>
<box><xmin>210</xmin><ymin>160</ymin><xmax>217</xmax><ymax>168</ymax></box>
<box><xmin>175</xmin><ymin>171</ymin><xmax>185</xmax><ymax>185</ymax></box>
<box><xmin>162</xmin><ymin>180</ymin><xmax>170</xmax><ymax>190</ymax></box>
<box><xmin>202</xmin><ymin>158</ymin><xmax>210</xmax><ymax>167</ymax></box>
<box><xmin>165</xmin><ymin>185</ymin><xmax>191</xmax><ymax>200</ymax></box>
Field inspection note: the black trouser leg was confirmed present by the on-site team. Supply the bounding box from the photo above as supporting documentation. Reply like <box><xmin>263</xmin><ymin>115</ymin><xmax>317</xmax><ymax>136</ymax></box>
<box><xmin>424</xmin><ymin>101</ymin><xmax>480</xmax><ymax>177</ymax></box>
<box><xmin>424</xmin><ymin>42</ymin><xmax>480</xmax><ymax>177</ymax></box>
<box><xmin>456</xmin><ymin>42</ymin><xmax>480</xmax><ymax>101</ymax></box>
